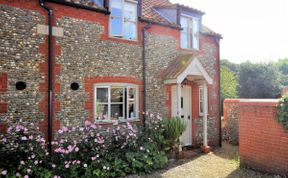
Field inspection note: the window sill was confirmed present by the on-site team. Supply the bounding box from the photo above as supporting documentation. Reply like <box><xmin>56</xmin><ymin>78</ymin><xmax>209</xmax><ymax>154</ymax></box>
<box><xmin>180</xmin><ymin>47</ymin><xmax>199</xmax><ymax>52</ymax></box>
<box><xmin>108</xmin><ymin>36</ymin><xmax>139</xmax><ymax>44</ymax></box>
<box><xmin>95</xmin><ymin>118</ymin><xmax>141</xmax><ymax>125</ymax></box>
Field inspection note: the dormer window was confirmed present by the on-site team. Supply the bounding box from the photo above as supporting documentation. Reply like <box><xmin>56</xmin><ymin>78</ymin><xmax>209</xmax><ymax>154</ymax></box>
<box><xmin>180</xmin><ymin>16</ymin><xmax>200</xmax><ymax>50</ymax></box>
<box><xmin>110</xmin><ymin>0</ymin><xmax>137</xmax><ymax>40</ymax></box>
<box><xmin>92</xmin><ymin>0</ymin><xmax>104</xmax><ymax>7</ymax></box>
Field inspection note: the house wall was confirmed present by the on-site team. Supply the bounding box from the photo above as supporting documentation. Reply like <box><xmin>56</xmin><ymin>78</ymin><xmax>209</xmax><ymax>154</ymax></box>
<box><xmin>238</xmin><ymin>99</ymin><xmax>288</xmax><ymax>176</ymax></box>
<box><xmin>0</xmin><ymin>0</ymin><xmax>220</xmax><ymax>146</ymax></box>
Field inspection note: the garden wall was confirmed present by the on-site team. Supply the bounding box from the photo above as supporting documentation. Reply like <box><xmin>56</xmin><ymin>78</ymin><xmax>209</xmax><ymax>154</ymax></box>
<box><xmin>238</xmin><ymin>99</ymin><xmax>288</xmax><ymax>176</ymax></box>
<box><xmin>222</xmin><ymin>99</ymin><xmax>240</xmax><ymax>145</ymax></box>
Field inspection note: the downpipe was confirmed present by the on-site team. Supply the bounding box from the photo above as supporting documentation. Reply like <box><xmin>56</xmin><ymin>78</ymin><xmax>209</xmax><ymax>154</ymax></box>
<box><xmin>39</xmin><ymin>0</ymin><xmax>53</xmax><ymax>154</ymax></box>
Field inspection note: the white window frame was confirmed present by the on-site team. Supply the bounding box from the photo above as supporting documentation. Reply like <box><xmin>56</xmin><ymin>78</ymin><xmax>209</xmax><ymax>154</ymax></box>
<box><xmin>180</xmin><ymin>14</ymin><xmax>200</xmax><ymax>50</ymax></box>
<box><xmin>109</xmin><ymin>0</ymin><xmax>138</xmax><ymax>41</ymax></box>
<box><xmin>199</xmin><ymin>86</ymin><xmax>204</xmax><ymax>116</ymax></box>
<box><xmin>94</xmin><ymin>83</ymin><xmax>139</xmax><ymax>122</ymax></box>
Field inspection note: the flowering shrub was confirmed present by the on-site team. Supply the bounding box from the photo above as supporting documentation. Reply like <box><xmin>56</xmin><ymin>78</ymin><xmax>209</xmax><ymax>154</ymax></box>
<box><xmin>0</xmin><ymin>113</ymin><xmax>168</xmax><ymax>178</ymax></box>
<box><xmin>0</xmin><ymin>124</ymin><xmax>51</xmax><ymax>178</ymax></box>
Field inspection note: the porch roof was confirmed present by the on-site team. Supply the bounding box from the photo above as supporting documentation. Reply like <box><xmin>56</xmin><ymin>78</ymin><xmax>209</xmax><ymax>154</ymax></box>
<box><xmin>161</xmin><ymin>54</ymin><xmax>213</xmax><ymax>84</ymax></box>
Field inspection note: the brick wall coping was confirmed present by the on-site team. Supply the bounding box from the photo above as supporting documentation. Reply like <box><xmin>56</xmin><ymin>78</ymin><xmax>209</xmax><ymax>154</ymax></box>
<box><xmin>224</xmin><ymin>99</ymin><xmax>279</xmax><ymax>106</ymax></box>
<box><xmin>223</xmin><ymin>99</ymin><xmax>241</xmax><ymax>103</ymax></box>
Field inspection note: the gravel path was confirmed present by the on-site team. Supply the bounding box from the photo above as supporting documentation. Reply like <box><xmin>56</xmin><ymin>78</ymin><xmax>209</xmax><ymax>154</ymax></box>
<box><xmin>143</xmin><ymin>143</ymin><xmax>283</xmax><ymax>178</ymax></box>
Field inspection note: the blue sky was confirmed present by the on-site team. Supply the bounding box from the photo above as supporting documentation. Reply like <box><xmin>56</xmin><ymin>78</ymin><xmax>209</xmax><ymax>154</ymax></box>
<box><xmin>170</xmin><ymin>0</ymin><xmax>288</xmax><ymax>63</ymax></box>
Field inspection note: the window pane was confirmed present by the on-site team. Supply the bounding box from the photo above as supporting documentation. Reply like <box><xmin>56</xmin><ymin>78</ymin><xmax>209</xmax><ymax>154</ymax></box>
<box><xmin>124</xmin><ymin>2</ymin><xmax>136</xmax><ymax>22</ymax></box>
<box><xmin>124</xmin><ymin>22</ymin><xmax>136</xmax><ymax>40</ymax></box>
<box><xmin>111</xmin><ymin>87</ymin><xmax>124</xmax><ymax>102</ymax></box>
<box><xmin>181</xmin><ymin>32</ymin><xmax>188</xmax><ymax>48</ymax></box>
<box><xmin>97</xmin><ymin>88</ymin><xmax>108</xmax><ymax>103</ymax></box>
<box><xmin>96</xmin><ymin>104</ymin><xmax>108</xmax><ymax>120</ymax></box>
<box><xmin>111</xmin><ymin>0</ymin><xmax>122</xmax><ymax>16</ymax></box>
<box><xmin>92</xmin><ymin>0</ymin><xmax>104</xmax><ymax>7</ymax></box>
<box><xmin>200</xmin><ymin>101</ymin><xmax>204</xmax><ymax>113</ymax></box>
<box><xmin>128</xmin><ymin>88</ymin><xmax>136</xmax><ymax>99</ymax></box>
<box><xmin>111</xmin><ymin>104</ymin><xmax>123</xmax><ymax>120</ymax></box>
<box><xmin>128</xmin><ymin>103</ymin><xmax>136</xmax><ymax>118</ymax></box>
<box><xmin>181</xmin><ymin>17</ymin><xmax>188</xmax><ymax>29</ymax></box>
<box><xmin>200</xmin><ymin>89</ymin><xmax>204</xmax><ymax>101</ymax></box>
<box><xmin>193</xmin><ymin>18</ymin><xmax>199</xmax><ymax>49</ymax></box>
<box><xmin>111</xmin><ymin>17</ymin><xmax>123</xmax><ymax>36</ymax></box>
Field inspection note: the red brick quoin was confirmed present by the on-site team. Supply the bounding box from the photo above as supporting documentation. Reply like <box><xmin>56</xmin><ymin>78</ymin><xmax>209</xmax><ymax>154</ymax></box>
<box><xmin>0</xmin><ymin>73</ymin><xmax>8</xmax><ymax>133</ymax></box>
<box><xmin>84</xmin><ymin>76</ymin><xmax>143</xmax><ymax>123</ymax></box>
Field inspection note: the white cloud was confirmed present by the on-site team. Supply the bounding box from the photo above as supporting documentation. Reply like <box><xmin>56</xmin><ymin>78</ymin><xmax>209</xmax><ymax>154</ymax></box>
<box><xmin>170</xmin><ymin>0</ymin><xmax>288</xmax><ymax>63</ymax></box>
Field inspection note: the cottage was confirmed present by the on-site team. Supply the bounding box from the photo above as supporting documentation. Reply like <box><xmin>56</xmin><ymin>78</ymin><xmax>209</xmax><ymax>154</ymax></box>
<box><xmin>0</xmin><ymin>0</ymin><xmax>221</xmax><ymax>151</ymax></box>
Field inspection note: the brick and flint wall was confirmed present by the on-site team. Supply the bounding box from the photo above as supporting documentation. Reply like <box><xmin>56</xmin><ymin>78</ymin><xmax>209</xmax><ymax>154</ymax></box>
<box><xmin>0</xmin><ymin>0</ymin><xmax>220</xmax><ymax>145</ymax></box>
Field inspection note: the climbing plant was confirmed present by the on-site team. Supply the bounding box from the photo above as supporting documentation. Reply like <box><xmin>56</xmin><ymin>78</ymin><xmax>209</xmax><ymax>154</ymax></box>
<box><xmin>277</xmin><ymin>94</ymin><xmax>288</xmax><ymax>130</ymax></box>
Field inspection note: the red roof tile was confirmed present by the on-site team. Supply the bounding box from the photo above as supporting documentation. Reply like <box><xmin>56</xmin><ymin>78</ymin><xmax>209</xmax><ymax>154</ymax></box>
<box><xmin>160</xmin><ymin>54</ymin><xmax>196</xmax><ymax>80</ymax></box>
<box><xmin>141</xmin><ymin>0</ymin><xmax>175</xmax><ymax>25</ymax></box>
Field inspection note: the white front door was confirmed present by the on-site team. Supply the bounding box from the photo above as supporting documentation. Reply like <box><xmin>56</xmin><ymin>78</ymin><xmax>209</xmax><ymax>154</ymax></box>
<box><xmin>172</xmin><ymin>85</ymin><xmax>192</xmax><ymax>146</ymax></box>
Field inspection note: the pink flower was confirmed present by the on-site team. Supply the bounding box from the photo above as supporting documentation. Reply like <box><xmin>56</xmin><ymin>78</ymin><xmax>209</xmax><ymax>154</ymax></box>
<box><xmin>90</xmin><ymin>124</ymin><xmax>96</xmax><ymax>129</ymax></box>
<box><xmin>31</xmin><ymin>155</ymin><xmax>35</xmax><ymax>159</ymax></box>
<box><xmin>24</xmin><ymin>175</ymin><xmax>29</xmax><ymax>178</ymax></box>
<box><xmin>16</xmin><ymin>172</ymin><xmax>21</xmax><ymax>177</ymax></box>
<box><xmin>16</xmin><ymin>124</ymin><xmax>25</xmax><ymax>132</ymax></box>
<box><xmin>98</xmin><ymin>138</ymin><xmax>104</xmax><ymax>144</ymax></box>
<box><xmin>91</xmin><ymin>157</ymin><xmax>97</xmax><ymax>161</ymax></box>
<box><xmin>7</xmin><ymin>127</ymin><xmax>12</xmax><ymax>133</ymax></box>
<box><xmin>28</xmin><ymin>135</ymin><xmax>33</xmax><ymax>140</ymax></box>
<box><xmin>51</xmin><ymin>141</ymin><xmax>58</xmax><ymax>145</ymax></box>
<box><xmin>2</xmin><ymin>170</ymin><xmax>7</xmax><ymax>175</ymax></box>
<box><xmin>54</xmin><ymin>176</ymin><xmax>61</xmax><ymax>178</ymax></box>
<box><xmin>76</xmin><ymin>160</ymin><xmax>81</xmax><ymax>164</ymax></box>
<box><xmin>1</xmin><ymin>138</ymin><xmax>7</xmax><ymax>143</ymax></box>
<box><xmin>65</xmin><ymin>164</ymin><xmax>69</xmax><ymax>168</ymax></box>
<box><xmin>62</xmin><ymin>127</ymin><xmax>68</xmax><ymax>132</ymax></box>
<box><xmin>27</xmin><ymin>169</ymin><xmax>31</xmax><ymax>173</ymax></box>
<box><xmin>75</xmin><ymin>147</ymin><xmax>79</xmax><ymax>152</ymax></box>
<box><xmin>21</xmin><ymin>136</ymin><xmax>28</xmax><ymax>141</ymax></box>
<box><xmin>85</xmin><ymin>120</ymin><xmax>91</xmax><ymax>126</ymax></box>
<box><xmin>79</xmin><ymin>127</ymin><xmax>84</xmax><ymax>131</ymax></box>
<box><xmin>21</xmin><ymin>161</ymin><xmax>25</xmax><ymax>165</ymax></box>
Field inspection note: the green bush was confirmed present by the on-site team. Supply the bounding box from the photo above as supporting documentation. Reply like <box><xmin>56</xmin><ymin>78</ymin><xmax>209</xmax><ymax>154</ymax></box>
<box><xmin>277</xmin><ymin>94</ymin><xmax>288</xmax><ymax>130</ymax></box>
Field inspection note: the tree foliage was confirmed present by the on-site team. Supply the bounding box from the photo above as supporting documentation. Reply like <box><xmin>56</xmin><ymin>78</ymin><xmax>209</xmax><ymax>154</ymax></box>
<box><xmin>238</xmin><ymin>62</ymin><xmax>280</xmax><ymax>98</ymax></box>
<box><xmin>220</xmin><ymin>66</ymin><xmax>238</xmax><ymax>100</ymax></box>
<box><xmin>274</xmin><ymin>58</ymin><xmax>288</xmax><ymax>88</ymax></box>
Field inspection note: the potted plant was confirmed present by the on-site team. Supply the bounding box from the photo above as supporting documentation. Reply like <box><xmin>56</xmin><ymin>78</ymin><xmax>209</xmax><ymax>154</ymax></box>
<box><xmin>163</xmin><ymin>117</ymin><xmax>187</xmax><ymax>159</ymax></box>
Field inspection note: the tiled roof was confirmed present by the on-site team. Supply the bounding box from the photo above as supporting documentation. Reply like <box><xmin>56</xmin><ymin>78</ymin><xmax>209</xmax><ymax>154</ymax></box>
<box><xmin>141</xmin><ymin>0</ymin><xmax>177</xmax><ymax>26</ymax></box>
<box><xmin>160</xmin><ymin>54</ymin><xmax>195</xmax><ymax>80</ymax></box>
<box><xmin>57</xmin><ymin>0</ymin><xmax>222</xmax><ymax>38</ymax></box>
<box><xmin>62</xmin><ymin>0</ymin><xmax>106</xmax><ymax>9</ymax></box>
<box><xmin>201</xmin><ymin>25</ymin><xmax>222</xmax><ymax>38</ymax></box>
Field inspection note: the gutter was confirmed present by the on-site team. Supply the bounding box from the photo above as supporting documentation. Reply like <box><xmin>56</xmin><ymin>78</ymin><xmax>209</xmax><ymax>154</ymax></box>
<box><xmin>46</xmin><ymin>0</ymin><xmax>110</xmax><ymax>14</ymax></box>
<box><xmin>39</xmin><ymin>0</ymin><xmax>53</xmax><ymax>154</ymax></box>
<box><xmin>142</xmin><ymin>23</ymin><xmax>152</xmax><ymax>125</ymax></box>
<box><xmin>139</xmin><ymin>17</ymin><xmax>181</xmax><ymax>30</ymax></box>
